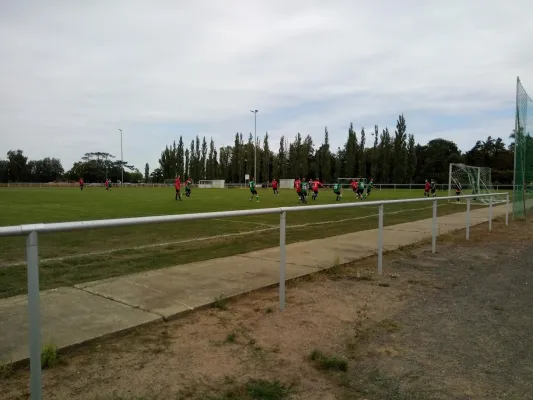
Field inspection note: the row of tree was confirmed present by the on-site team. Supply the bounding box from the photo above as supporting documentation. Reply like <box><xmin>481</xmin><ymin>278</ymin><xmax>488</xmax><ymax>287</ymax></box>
<box><xmin>0</xmin><ymin>151</ymin><xmax>143</xmax><ymax>183</ymax></box>
<box><xmin>150</xmin><ymin>114</ymin><xmax>515</xmax><ymax>184</ymax></box>
<box><xmin>0</xmin><ymin>114</ymin><xmax>517</xmax><ymax>184</ymax></box>
<box><xmin>0</xmin><ymin>150</ymin><xmax>65</xmax><ymax>183</ymax></box>
<box><xmin>67</xmin><ymin>152</ymin><xmax>143</xmax><ymax>183</ymax></box>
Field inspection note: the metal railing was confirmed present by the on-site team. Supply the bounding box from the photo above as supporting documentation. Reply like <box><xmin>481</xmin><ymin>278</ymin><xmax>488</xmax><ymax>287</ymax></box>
<box><xmin>0</xmin><ymin>192</ymin><xmax>509</xmax><ymax>400</ymax></box>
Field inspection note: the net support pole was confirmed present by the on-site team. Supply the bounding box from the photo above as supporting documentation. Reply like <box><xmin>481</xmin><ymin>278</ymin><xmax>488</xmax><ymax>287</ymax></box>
<box><xmin>377</xmin><ymin>204</ymin><xmax>384</xmax><ymax>274</ymax></box>
<box><xmin>448</xmin><ymin>163</ymin><xmax>452</xmax><ymax>199</ymax></box>
<box><xmin>279</xmin><ymin>210</ymin><xmax>286</xmax><ymax>311</ymax></box>
<box><xmin>26</xmin><ymin>231</ymin><xmax>43</xmax><ymax>400</ymax></box>
<box><xmin>466</xmin><ymin>197</ymin><xmax>471</xmax><ymax>240</ymax></box>
<box><xmin>506</xmin><ymin>192</ymin><xmax>510</xmax><ymax>225</ymax></box>
<box><xmin>488</xmin><ymin>196</ymin><xmax>493</xmax><ymax>232</ymax></box>
<box><xmin>477</xmin><ymin>167</ymin><xmax>481</xmax><ymax>194</ymax></box>
<box><xmin>431</xmin><ymin>199</ymin><xmax>437</xmax><ymax>253</ymax></box>
<box><xmin>513</xmin><ymin>77</ymin><xmax>519</xmax><ymax>219</ymax></box>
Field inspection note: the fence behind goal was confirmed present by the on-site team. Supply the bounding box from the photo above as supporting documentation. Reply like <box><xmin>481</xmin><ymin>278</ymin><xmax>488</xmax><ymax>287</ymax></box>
<box><xmin>514</xmin><ymin>77</ymin><xmax>533</xmax><ymax>218</ymax></box>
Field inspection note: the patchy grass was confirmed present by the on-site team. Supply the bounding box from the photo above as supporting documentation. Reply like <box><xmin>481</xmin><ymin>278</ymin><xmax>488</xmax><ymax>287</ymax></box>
<box><xmin>204</xmin><ymin>378</ymin><xmax>293</xmax><ymax>400</ymax></box>
<box><xmin>343</xmin><ymin>368</ymin><xmax>435</xmax><ymax>400</ymax></box>
<box><xmin>309</xmin><ymin>350</ymin><xmax>348</xmax><ymax>372</ymax></box>
<box><xmin>225</xmin><ymin>333</ymin><xmax>237</xmax><ymax>343</ymax></box>
<box><xmin>40</xmin><ymin>343</ymin><xmax>58</xmax><ymax>369</ymax></box>
<box><xmin>213</xmin><ymin>294</ymin><xmax>229</xmax><ymax>310</ymax></box>
<box><xmin>376</xmin><ymin>318</ymin><xmax>402</xmax><ymax>333</ymax></box>
<box><xmin>350</xmin><ymin>269</ymin><xmax>374</xmax><ymax>281</ymax></box>
<box><xmin>245</xmin><ymin>379</ymin><xmax>293</xmax><ymax>400</ymax></box>
<box><xmin>0</xmin><ymin>360</ymin><xmax>14</xmax><ymax>379</ymax></box>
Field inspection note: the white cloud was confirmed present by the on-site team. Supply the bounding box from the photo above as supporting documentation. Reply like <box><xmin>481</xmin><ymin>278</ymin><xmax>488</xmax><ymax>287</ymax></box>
<box><xmin>0</xmin><ymin>0</ymin><xmax>532</xmax><ymax>172</ymax></box>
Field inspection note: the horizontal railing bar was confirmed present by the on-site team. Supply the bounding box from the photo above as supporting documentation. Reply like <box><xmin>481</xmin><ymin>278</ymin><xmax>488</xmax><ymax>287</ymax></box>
<box><xmin>281</xmin><ymin>192</ymin><xmax>506</xmax><ymax>212</ymax></box>
<box><xmin>0</xmin><ymin>192</ymin><xmax>507</xmax><ymax>237</ymax></box>
<box><xmin>0</xmin><ymin>207</ymin><xmax>284</xmax><ymax>237</ymax></box>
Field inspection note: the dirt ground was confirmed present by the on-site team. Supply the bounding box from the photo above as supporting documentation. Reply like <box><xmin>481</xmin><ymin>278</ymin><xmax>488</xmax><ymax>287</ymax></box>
<box><xmin>2</xmin><ymin>216</ymin><xmax>532</xmax><ymax>400</ymax></box>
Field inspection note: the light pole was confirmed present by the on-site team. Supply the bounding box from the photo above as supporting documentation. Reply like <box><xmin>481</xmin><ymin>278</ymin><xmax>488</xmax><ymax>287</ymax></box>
<box><xmin>118</xmin><ymin>129</ymin><xmax>123</xmax><ymax>185</ymax></box>
<box><xmin>250</xmin><ymin>110</ymin><xmax>258</xmax><ymax>182</ymax></box>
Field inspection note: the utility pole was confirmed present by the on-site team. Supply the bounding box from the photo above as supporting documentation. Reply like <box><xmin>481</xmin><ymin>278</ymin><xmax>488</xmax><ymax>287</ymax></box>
<box><xmin>250</xmin><ymin>110</ymin><xmax>258</xmax><ymax>182</ymax></box>
<box><xmin>119</xmin><ymin>129</ymin><xmax>123</xmax><ymax>185</ymax></box>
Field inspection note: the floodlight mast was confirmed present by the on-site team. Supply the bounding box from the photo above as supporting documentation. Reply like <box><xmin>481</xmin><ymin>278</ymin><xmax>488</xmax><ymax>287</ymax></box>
<box><xmin>118</xmin><ymin>129</ymin><xmax>123</xmax><ymax>185</ymax></box>
<box><xmin>250</xmin><ymin>110</ymin><xmax>259</xmax><ymax>183</ymax></box>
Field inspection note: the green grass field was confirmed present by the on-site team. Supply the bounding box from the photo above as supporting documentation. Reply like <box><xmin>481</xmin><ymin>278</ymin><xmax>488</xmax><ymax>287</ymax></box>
<box><xmin>0</xmin><ymin>186</ymin><xmax>486</xmax><ymax>299</ymax></box>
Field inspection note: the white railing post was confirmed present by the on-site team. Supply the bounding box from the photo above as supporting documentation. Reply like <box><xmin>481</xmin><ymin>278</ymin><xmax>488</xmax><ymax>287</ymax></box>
<box><xmin>377</xmin><ymin>204</ymin><xmax>384</xmax><ymax>274</ymax></box>
<box><xmin>466</xmin><ymin>197</ymin><xmax>471</xmax><ymax>240</ymax></box>
<box><xmin>432</xmin><ymin>199</ymin><xmax>437</xmax><ymax>253</ymax></box>
<box><xmin>26</xmin><ymin>231</ymin><xmax>43</xmax><ymax>400</ymax></box>
<box><xmin>506</xmin><ymin>192</ymin><xmax>510</xmax><ymax>225</ymax></box>
<box><xmin>488</xmin><ymin>196</ymin><xmax>493</xmax><ymax>232</ymax></box>
<box><xmin>279</xmin><ymin>210</ymin><xmax>286</xmax><ymax>311</ymax></box>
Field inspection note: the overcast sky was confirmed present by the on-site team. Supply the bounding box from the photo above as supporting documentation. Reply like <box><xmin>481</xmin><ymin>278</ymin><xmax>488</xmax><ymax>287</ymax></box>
<box><xmin>1</xmin><ymin>0</ymin><xmax>532</xmax><ymax>172</ymax></box>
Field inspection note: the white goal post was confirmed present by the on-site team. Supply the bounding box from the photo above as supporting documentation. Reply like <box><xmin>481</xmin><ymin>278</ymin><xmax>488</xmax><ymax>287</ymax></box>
<box><xmin>447</xmin><ymin>163</ymin><xmax>504</xmax><ymax>204</ymax></box>
<box><xmin>279</xmin><ymin>179</ymin><xmax>295</xmax><ymax>189</ymax></box>
<box><xmin>198</xmin><ymin>180</ymin><xmax>225</xmax><ymax>189</ymax></box>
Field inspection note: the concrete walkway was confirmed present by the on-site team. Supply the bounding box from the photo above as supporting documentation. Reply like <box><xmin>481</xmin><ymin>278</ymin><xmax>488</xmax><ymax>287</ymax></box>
<box><xmin>0</xmin><ymin>204</ymin><xmax>508</xmax><ymax>363</ymax></box>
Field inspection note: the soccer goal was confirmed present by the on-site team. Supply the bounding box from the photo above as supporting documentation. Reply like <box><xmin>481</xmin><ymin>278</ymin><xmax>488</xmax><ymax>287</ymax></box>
<box><xmin>447</xmin><ymin>163</ymin><xmax>503</xmax><ymax>204</ymax></box>
<box><xmin>279</xmin><ymin>179</ymin><xmax>295</xmax><ymax>189</ymax></box>
<box><xmin>198</xmin><ymin>180</ymin><xmax>225</xmax><ymax>189</ymax></box>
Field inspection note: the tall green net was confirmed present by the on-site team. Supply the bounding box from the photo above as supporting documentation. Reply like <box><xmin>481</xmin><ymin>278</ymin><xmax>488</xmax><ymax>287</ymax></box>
<box><xmin>513</xmin><ymin>77</ymin><xmax>533</xmax><ymax>218</ymax></box>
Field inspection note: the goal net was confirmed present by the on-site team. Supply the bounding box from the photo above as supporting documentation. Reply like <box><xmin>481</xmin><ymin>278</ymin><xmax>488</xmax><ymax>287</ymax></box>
<box><xmin>447</xmin><ymin>164</ymin><xmax>503</xmax><ymax>204</ymax></box>
<box><xmin>338</xmin><ymin>177</ymin><xmax>366</xmax><ymax>188</ymax></box>
<box><xmin>279</xmin><ymin>179</ymin><xmax>295</xmax><ymax>189</ymax></box>
<box><xmin>513</xmin><ymin>77</ymin><xmax>533</xmax><ymax>218</ymax></box>
<box><xmin>198</xmin><ymin>180</ymin><xmax>225</xmax><ymax>189</ymax></box>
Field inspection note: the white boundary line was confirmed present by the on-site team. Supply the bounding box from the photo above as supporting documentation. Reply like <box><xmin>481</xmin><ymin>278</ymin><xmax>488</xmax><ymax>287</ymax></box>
<box><xmin>0</xmin><ymin>204</ymin><xmax>443</xmax><ymax>268</ymax></box>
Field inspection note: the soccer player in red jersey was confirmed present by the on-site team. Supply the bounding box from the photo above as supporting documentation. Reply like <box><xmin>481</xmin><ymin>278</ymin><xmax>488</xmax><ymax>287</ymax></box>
<box><xmin>105</xmin><ymin>179</ymin><xmax>110</xmax><ymax>191</ymax></box>
<box><xmin>311</xmin><ymin>178</ymin><xmax>324</xmax><ymax>200</ymax></box>
<box><xmin>351</xmin><ymin>179</ymin><xmax>358</xmax><ymax>197</ymax></box>
<box><xmin>295</xmin><ymin>177</ymin><xmax>305</xmax><ymax>203</ymax></box>
<box><xmin>424</xmin><ymin>180</ymin><xmax>431</xmax><ymax>197</ymax></box>
<box><xmin>175</xmin><ymin>176</ymin><xmax>182</xmax><ymax>201</ymax></box>
<box><xmin>79</xmin><ymin>177</ymin><xmax>84</xmax><ymax>191</ymax></box>
<box><xmin>294</xmin><ymin>177</ymin><xmax>301</xmax><ymax>201</ymax></box>
<box><xmin>271</xmin><ymin>178</ymin><xmax>279</xmax><ymax>195</ymax></box>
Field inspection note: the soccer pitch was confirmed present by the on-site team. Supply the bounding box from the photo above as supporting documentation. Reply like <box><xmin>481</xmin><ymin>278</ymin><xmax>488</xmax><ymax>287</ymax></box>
<box><xmin>0</xmin><ymin>186</ymin><xmax>478</xmax><ymax>299</ymax></box>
